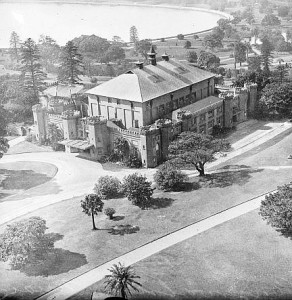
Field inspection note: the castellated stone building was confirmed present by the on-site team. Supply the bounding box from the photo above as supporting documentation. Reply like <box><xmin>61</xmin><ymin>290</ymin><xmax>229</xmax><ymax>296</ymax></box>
<box><xmin>33</xmin><ymin>48</ymin><xmax>257</xmax><ymax>168</ymax></box>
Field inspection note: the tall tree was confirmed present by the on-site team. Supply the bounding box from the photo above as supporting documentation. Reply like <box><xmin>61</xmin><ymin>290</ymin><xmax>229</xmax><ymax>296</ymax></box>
<box><xmin>135</xmin><ymin>39</ymin><xmax>156</xmax><ymax>60</ymax></box>
<box><xmin>80</xmin><ymin>194</ymin><xmax>104</xmax><ymax>230</ymax></box>
<box><xmin>20</xmin><ymin>38</ymin><xmax>46</xmax><ymax>104</ymax></box>
<box><xmin>234</xmin><ymin>42</ymin><xmax>247</xmax><ymax>67</ymax></box>
<box><xmin>58</xmin><ymin>41</ymin><xmax>84</xmax><ymax>84</ymax></box>
<box><xmin>104</xmin><ymin>262</ymin><xmax>142</xmax><ymax>299</ymax></box>
<box><xmin>261</xmin><ymin>36</ymin><xmax>274</xmax><ymax>75</ymax></box>
<box><xmin>168</xmin><ymin>132</ymin><xmax>230</xmax><ymax>176</ymax></box>
<box><xmin>197</xmin><ymin>50</ymin><xmax>220</xmax><ymax>71</ymax></box>
<box><xmin>38</xmin><ymin>35</ymin><xmax>61</xmax><ymax>72</ymax></box>
<box><xmin>9</xmin><ymin>31</ymin><xmax>21</xmax><ymax>62</ymax></box>
<box><xmin>129</xmin><ymin>26</ymin><xmax>139</xmax><ymax>44</ymax></box>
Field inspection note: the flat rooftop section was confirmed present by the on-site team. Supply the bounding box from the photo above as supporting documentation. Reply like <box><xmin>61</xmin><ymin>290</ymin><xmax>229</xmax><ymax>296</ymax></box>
<box><xmin>173</xmin><ymin>96</ymin><xmax>223</xmax><ymax>116</ymax></box>
<box><xmin>59</xmin><ymin>139</ymin><xmax>93</xmax><ymax>150</ymax></box>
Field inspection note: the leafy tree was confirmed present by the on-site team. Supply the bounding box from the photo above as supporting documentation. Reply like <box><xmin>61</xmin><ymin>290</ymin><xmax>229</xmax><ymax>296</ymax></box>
<box><xmin>130</xmin><ymin>26</ymin><xmax>139</xmax><ymax>44</ymax></box>
<box><xmin>271</xmin><ymin>65</ymin><xmax>289</xmax><ymax>84</ymax></box>
<box><xmin>259</xmin><ymin>183</ymin><xmax>292</xmax><ymax>235</ymax></box>
<box><xmin>47</xmin><ymin>123</ymin><xmax>63</xmax><ymax>151</ymax></box>
<box><xmin>242</xmin><ymin>7</ymin><xmax>255</xmax><ymax>25</ymax></box>
<box><xmin>261</xmin><ymin>36</ymin><xmax>274</xmax><ymax>74</ymax></box>
<box><xmin>103</xmin><ymin>45</ymin><xmax>125</xmax><ymax>62</ymax></box>
<box><xmin>168</xmin><ymin>132</ymin><xmax>230</xmax><ymax>176</ymax></box>
<box><xmin>197</xmin><ymin>50</ymin><xmax>220</xmax><ymax>71</ymax></box>
<box><xmin>122</xmin><ymin>173</ymin><xmax>153</xmax><ymax>209</ymax></box>
<box><xmin>9</xmin><ymin>31</ymin><xmax>21</xmax><ymax>62</ymax></box>
<box><xmin>94</xmin><ymin>176</ymin><xmax>121</xmax><ymax>200</ymax></box>
<box><xmin>58</xmin><ymin>41</ymin><xmax>84</xmax><ymax>84</ymax></box>
<box><xmin>112</xmin><ymin>35</ymin><xmax>124</xmax><ymax>44</ymax></box>
<box><xmin>80</xmin><ymin>194</ymin><xmax>104</xmax><ymax>230</ymax></box>
<box><xmin>104</xmin><ymin>262</ymin><xmax>142</xmax><ymax>299</ymax></box>
<box><xmin>261</xmin><ymin>14</ymin><xmax>281</xmax><ymax>26</ymax></box>
<box><xmin>234</xmin><ymin>42</ymin><xmax>247</xmax><ymax>66</ymax></box>
<box><xmin>184</xmin><ymin>40</ymin><xmax>191</xmax><ymax>49</ymax></box>
<box><xmin>177</xmin><ymin>34</ymin><xmax>184</xmax><ymax>40</ymax></box>
<box><xmin>258</xmin><ymin>82</ymin><xmax>292</xmax><ymax>118</ymax></box>
<box><xmin>154</xmin><ymin>162</ymin><xmax>188</xmax><ymax>191</ymax></box>
<box><xmin>38</xmin><ymin>35</ymin><xmax>61</xmax><ymax>72</ymax></box>
<box><xmin>104</xmin><ymin>207</ymin><xmax>116</xmax><ymax>220</ymax></box>
<box><xmin>0</xmin><ymin>137</ymin><xmax>9</xmax><ymax>159</ymax></box>
<box><xmin>71</xmin><ymin>35</ymin><xmax>110</xmax><ymax>61</ymax></box>
<box><xmin>135</xmin><ymin>39</ymin><xmax>154</xmax><ymax>60</ymax></box>
<box><xmin>187</xmin><ymin>51</ymin><xmax>198</xmax><ymax>63</ymax></box>
<box><xmin>202</xmin><ymin>33</ymin><xmax>223</xmax><ymax>51</ymax></box>
<box><xmin>112</xmin><ymin>136</ymin><xmax>130</xmax><ymax>162</ymax></box>
<box><xmin>248</xmin><ymin>56</ymin><xmax>262</xmax><ymax>72</ymax></box>
<box><xmin>20</xmin><ymin>38</ymin><xmax>46</xmax><ymax>104</ymax></box>
<box><xmin>0</xmin><ymin>217</ymin><xmax>53</xmax><ymax>269</ymax></box>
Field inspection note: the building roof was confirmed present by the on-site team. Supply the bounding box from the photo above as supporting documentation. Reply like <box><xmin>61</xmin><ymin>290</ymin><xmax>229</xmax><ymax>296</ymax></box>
<box><xmin>44</xmin><ymin>84</ymin><xmax>85</xmax><ymax>98</ymax></box>
<box><xmin>86</xmin><ymin>59</ymin><xmax>214</xmax><ymax>103</ymax></box>
<box><xmin>173</xmin><ymin>96</ymin><xmax>223</xmax><ymax>116</ymax></box>
<box><xmin>58</xmin><ymin>139</ymin><xmax>93</xmax><ymax>150</ymax></box>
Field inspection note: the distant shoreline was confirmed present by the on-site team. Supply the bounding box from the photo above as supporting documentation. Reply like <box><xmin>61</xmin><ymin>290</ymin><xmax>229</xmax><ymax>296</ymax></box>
<box><xmin>1</xmin><ymin>0</ymin><xmax>231</xmax><ymax>42</ymax></box>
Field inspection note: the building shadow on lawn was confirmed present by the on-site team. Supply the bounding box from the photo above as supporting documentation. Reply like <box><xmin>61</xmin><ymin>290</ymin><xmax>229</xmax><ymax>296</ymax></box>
<box><xmin>20</xmin><ymin>233</ymin><xmax>87</xmax><ymax>277</ymax></box>
<box><xmin>112</xmin><ymin>216</ymin><xmax>125</xmax><ymax>221</ymax></box>
<box><xmin>198</xmin><ymin>165</ymin><xmax>264</xmax><ymax>189</ymax></box>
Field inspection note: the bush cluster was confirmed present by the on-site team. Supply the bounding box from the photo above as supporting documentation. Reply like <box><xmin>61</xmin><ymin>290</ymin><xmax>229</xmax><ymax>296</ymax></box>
<box><xmin>94</xmin><ymin>176</ymin><xmax>121</xmax><ymax>200</ymax></box>
<box><xmin>154</xmin><ymin>162</ymin><xmax>187</xmax><ymax>191</ymax></box>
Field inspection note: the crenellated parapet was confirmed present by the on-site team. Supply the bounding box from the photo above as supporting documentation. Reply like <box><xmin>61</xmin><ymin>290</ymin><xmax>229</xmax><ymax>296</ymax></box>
<box><xmin>61</xmin><ymin>110</ymin><xmax>81</xmax><ymax>119</ymax></box>
<box><xmin>87</xmin><ymin>116</ymin><xmax>107</xmax><ymax>125</ymax></box>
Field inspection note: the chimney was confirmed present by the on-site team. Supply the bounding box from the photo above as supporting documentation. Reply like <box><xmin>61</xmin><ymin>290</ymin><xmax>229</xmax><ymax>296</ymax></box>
<box><xmin>147</xmin><ymin>45</ymin><xmax>157</xmax><ymax>66</ymax></box>
<box><xmin>162</xmin><ymin>52</ymin><xmax>169</xmax><ymax>61</ymax></box>
<box><xmin>135</xmin><ymin>61</ymin><xmax>144</xmax><ymax>69</ymax></box>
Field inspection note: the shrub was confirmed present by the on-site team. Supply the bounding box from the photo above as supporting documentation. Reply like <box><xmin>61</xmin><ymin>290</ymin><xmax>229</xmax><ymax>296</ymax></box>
<box><xmin>193</xmin><ymin>34</ymin><xmax>199</xmax><ymax>39</ymax></box>
<box><xmin>177</xmin><ymin>34</ymin><xmax>184</xmax><ymax>40</ymax></box>
<box><xmin>94</xmin><ymin>176</ymin><xmax>122</xmax><ymax>200</ymax></box>
<box><xmin>154</xmin><ymin>162</ymin><xmax>188</xmax><ymax>191</ymax></box>
<box><xmin>104</xmin><ymin>207</ymin><xmax>116</xmax><ymax>219</ymax></box>
<box><xmin>184</xmin><ymin>40</ymin><xmax>191</xmax><ymax>49</ymax></box>
<box><xmin>160</xmin><ymin>37</ymin><xmax>165</xmax><ymax>42</ymax></box>
<box><xmin>125</xmin><ymin>153</ymin><xmax>142</xmax><ymax>168</ymax></box>
<box><xmin>122</xmin><ymin>173</ymin><xmax>153</xmax><ymax>209</ymax></box>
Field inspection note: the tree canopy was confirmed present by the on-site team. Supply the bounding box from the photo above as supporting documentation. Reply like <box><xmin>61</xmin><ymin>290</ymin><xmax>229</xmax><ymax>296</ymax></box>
<box><xmin>197</xmin><ymin>50</ymin><xmax>220</xmax><ymax>71</ymax></box>
<box><xmin>71</xmin><ymin>35</ymin><xmax>110</xmax><ymax>60</ymax></box>
<box><xmin>104</xmin><ymin>262</ymin><xmax>142</xmax><ymax>299</ymax></box>
<box><xmin>168</xmin><ymin>132</ymin><xmax>230</xmax><ymax>176</ymax></box>
<box><xmin>259</xmin><ymin>183</ymin><xmax>292</xmax><ymax>236</ymax></box>
<box><xmin>20</xmin><ymin>38</ymin><xmax>46</xmax><ymax>104</ymax></box>
<box><xmin>81</xmin><ymin>194</ymin><xmax>104</xmax><ymax>230</ymax></box>
<box><xmin>9</xmin><ymin>31</ymin><xmax>21</xmax><ymax>62</ymax></box>
<box><xmin>258</xmin><ymin>82</ymin><xmax>292</xmax><ymax>118</ymax></box>
<box><xmin>58</xmin><ymin>41</ymin><xmax>84</xmax><ymax>84</ymax></box>
<box><xmin>130</xmin><ymin>26</ymin><xmax>139</xmax><ymax>44</ymax></box>
<box><xmin>261</xmin><ymin>13</ymin><xmax>281</xmax><ymax>26</ymax></box>
<box><xmin>0</xmin><ymin>217</ymin><xmax>53</xmax><ymax>269</ymax></box>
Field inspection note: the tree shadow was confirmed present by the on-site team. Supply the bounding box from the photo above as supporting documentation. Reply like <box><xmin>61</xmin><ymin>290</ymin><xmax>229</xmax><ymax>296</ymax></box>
<box><xmin>0</xmin><ymin>169</ymin><xmax>51</xmax><ymax>190</ymax></box>
<box><xmin>179</xmin><ymin>181</ymin><xmax>201</xmax><ymax>192</ymax></box>
<box><xmin>198</xmin><ymin>167</ymin><xmax>263</xmax><ymax>188</ymax></box>
<box><xmin>108</xmin><ymin>224</ymin><xmax>140</xmax><ymax>236</ymax></box>
<box><xmin>147</xmin><ymin>197</ymin><xmax>174</xmax><ymax>209</ymax></box>
<box><xmin>19</xmin><ymin>233</ymin><xmax>87</xmax><ymax>277</ymax></box>
<box><xmin>112</xmin><ymin>216</ymin><xmax>125</xmax><ymax>221</ymax></box>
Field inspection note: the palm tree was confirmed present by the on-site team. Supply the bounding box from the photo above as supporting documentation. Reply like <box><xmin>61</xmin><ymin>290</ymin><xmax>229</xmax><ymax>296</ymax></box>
<box><xmin>104</xmin><ymin>263</ymin><xmax>142</xmax><ymax>299</ymax></box>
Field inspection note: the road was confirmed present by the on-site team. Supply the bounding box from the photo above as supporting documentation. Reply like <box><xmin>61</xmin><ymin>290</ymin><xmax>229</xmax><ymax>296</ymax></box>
<box><xmin>0</xmin><ymin>121</ymin><xmax>291</xmax><ymax>226</ymax></box>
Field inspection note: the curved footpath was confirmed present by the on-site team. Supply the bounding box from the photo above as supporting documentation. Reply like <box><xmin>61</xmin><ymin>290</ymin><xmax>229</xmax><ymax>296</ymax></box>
<box><xmin>0</xmin><ymin>121</ymin><xmax>291</xmax><ymax>226</ymax></box>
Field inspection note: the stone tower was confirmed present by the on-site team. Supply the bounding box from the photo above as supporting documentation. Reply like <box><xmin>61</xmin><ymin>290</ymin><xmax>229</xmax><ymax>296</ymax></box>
<box><xmin>62</xmin><ymin>110</ymin><xmax>80</xmax><ymax>140</ymax></box>
<box><xmin>32</xmin><ymin>104</ymin><xmax>47</xmax><ymax>143</ymax></box>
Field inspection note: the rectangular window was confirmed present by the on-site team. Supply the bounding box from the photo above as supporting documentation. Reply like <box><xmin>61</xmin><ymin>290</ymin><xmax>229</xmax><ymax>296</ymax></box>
<box><xmin>173</xmin><ymin>99</ymin><xmax>178</xmax><ymax>110</ymax></box>
<box><xmin>208</xmin><ymin>110</ymin><xmax>214</xmax><ymax>118</ymax></box>
<box><xmin>199</xmin><ymin>114</ymin><xmax>206</xmax><ymax>123</ymax></box>
<box><xmin>179</xmin><ymin>97</ymin><xmax>184</xmax><ymax>107</ymax></box>
<box><xmin>193</xmin><ymin>116</ymin><xmax>197</xmax><ymax>125</ymax></box>
<box><xmin>134</xmin><ymin>120</ymin><xmax>139</xmax><ymax>128</ymax></box>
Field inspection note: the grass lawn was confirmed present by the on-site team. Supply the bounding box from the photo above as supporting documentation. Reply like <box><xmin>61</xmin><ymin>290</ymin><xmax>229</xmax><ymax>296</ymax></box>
<box><xmin>81</xmin><ymin>209</ymin><xmax>292</xmax><ymax>300</ymax></box>
<box><xmin>0</xmin><ymin>161</ymin><xmax>57</xmax><ymax>202</ymax></box>
<box><xmin>1</xmin><ymin>164</ymin><xmax>292</xmax><ymax>300</ymax></box>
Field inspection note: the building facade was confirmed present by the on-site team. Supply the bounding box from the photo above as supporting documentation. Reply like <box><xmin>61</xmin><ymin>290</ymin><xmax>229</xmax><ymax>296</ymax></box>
<box><xmin>33</xmin><ymin>49</ymin><xmax>257</xmax><ymax>168</ymax></box>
